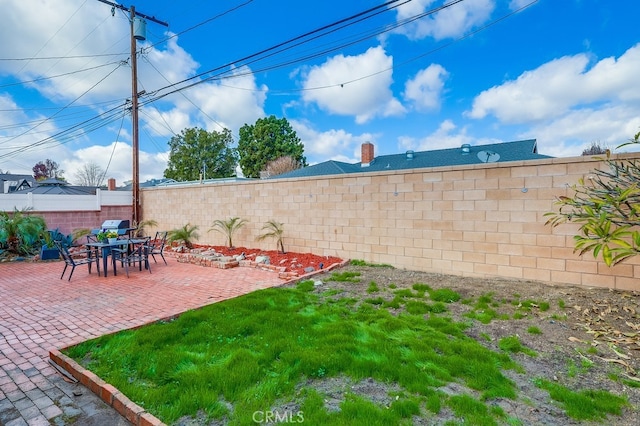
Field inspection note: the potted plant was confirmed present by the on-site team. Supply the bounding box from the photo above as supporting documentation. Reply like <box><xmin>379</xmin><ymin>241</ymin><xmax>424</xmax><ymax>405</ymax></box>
<box><xmin>39</xmin><ymin>230</ymin><xmax>60</xmax><ymax>260</ymax></box>
<box><xmin>96</xmin><ymin>229</ymin><xmax>119</xmax><ymax>243</ymax></box>
<box><xmin>106</xmin><ymin>230</ymin><xmax>119</xmax><ymax>244</ymax></box>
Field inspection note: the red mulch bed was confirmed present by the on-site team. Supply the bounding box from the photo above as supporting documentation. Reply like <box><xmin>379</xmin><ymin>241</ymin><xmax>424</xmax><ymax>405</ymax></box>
<box><xmin>185</xmin><ymin>244</ymin><xmax>344</xmax><ymax>276</ymax></box>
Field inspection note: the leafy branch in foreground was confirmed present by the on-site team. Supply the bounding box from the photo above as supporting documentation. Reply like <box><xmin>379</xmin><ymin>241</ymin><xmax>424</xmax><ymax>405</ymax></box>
<box><xmin>545</xmin><ymin>132</ymin><xmax>640</xmax><ymax>266</ymax></box>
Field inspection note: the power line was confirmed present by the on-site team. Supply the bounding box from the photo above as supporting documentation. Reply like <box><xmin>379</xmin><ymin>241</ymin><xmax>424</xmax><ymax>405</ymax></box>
<box><xmin>140</xmin><ymin>0</ymin><xmax>409</xmax><ymax>103</ymax></box>
<box><xmin>0</xmin><ymin>63</ymin><xmax>126</xmax><ymax>159</ymax></box>
<box><xmin>0</xmin><ymin>0</ymin><xmax>537</xmax><ymax>169</ymax></box>
<box><xmin>0</xmin><ymin>60</ymin><xmax>126</xmax><ymax>89</ymax></box>
<box><xmin>0</xmin><ymin>53</ymin><xmax>126</xmax><ymax>61</ymax></box>
<box><xmin>0</xmin><ymin>0</ymin><xmax>447</xmax><ymax>161</ymax></box>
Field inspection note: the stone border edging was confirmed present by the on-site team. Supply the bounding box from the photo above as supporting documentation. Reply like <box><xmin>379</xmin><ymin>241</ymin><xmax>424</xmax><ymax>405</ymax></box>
<box><xmin>47</xmin><ymin>258</ymin><xmax>350</xmax><ymax>425</ymax></box>
<box><xmin>49</xmin><ymin>349</ymin><xmax>166</xmax><ymax>426</ymax></box>
<box><xmin>167</xmin><ymin>249</ymin><xmax>348</xmax><ymax>281</ymax></box>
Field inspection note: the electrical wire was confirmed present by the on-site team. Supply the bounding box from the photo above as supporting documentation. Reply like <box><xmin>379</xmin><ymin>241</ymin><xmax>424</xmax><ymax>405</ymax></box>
<box><xmin>137</xmin><ymin>0</ymin><xmax>450</xmax><ymax>105</ymax></box>
<box><xmin>0</xmin><ymin>60</ymin><xmax>126</xmax><ymax>89</ymax></box>
<box><xmin>146</xmin><ymin>0</ymin><xmax>255</xmax><ymax>51</ymax></box>
<box><xmin>97</xmin><ymin>111</ymin><xmax>127</xmax><ymax>186</ymax></box>
<box><xmin>140</xmin><ymin>54</ymin><xmax>229</xmax><ymax>134</ymax></box>
<box><xmin>268</xmin><ymin>0</ymin><xmax>540</xmax><ymax>94</ymax></box>
<box><xmin>0</xmin><ymin>0</ymin><xmax>535</xmax><ymax>165</ymax></box>
<box><xmin>130</xmin><ymin>0</ymin><xmax>407</xmax><ymax>107</ymax></box>
<box><xmin>13</xmin><ymin>0</ymin><xmax>90</xmax><ymax>74</ymax></box>
<box><xmin>0</xmin><ymin>63</ymin><xmax>126</xmax><ymax>159</ymax></box>
<box><xmin>0</xmin><ymin>0</ymin><xmax>466</xmax><ymax>161</ymax></box>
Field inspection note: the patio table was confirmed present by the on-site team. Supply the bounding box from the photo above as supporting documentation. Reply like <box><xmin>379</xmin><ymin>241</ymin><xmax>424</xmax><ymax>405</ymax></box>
<box><xmin>85</xmin><ymin>240</ymin><xmax>129</xmax><ymax>277</ymax></box>
<box><xmin>86</xmin><ymin>238</ymin><xmax>149</xmax><ymax>277</ymax></box>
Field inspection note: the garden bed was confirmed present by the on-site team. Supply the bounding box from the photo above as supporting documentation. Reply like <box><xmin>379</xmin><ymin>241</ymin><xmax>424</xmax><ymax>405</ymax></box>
<box><xmin>168</xmin><ymin>244</ymin><xmax>344</xmax><ymax>277</ymax></box>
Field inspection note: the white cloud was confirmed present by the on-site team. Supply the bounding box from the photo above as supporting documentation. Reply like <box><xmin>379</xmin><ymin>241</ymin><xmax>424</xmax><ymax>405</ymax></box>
<box><xmin>63</xmin><ymin>142</ymin><xmax>168</xmax><ymax>186</ymax></box>
<box><xmin>518</xmin><ymin>105</ymin><xmax>640</xmax><ymax>158</ymax></box>
<box><xmin>141</xmin><ymin>107</ymin><xmax>192</xmax><ymax>138</ymax></box>
<box><xmin>403</xmin><ymin>64</ymin><xmax>449</xmax><ymax>111</ymax></box>
<box><xmin>299</xmin><ymin>46</ymin><xmax>405</xmax><ymax>124</ymax></box>
<box><xmin>395</xmin><ymin>0</ymin><xmax>495</xmax><ymax>40</ymax></box>
<box><xmin>290</xmin><ymin>119</ymin><xmax>377</xmax><ymax>164</ymax></box>
<box><xmin>0</xmin><ymin>1</ymin><xmax>200</xmax><ymax>106</ymax></box>
<box><xmin>509</xmin><ymin>0</ymin><xmax>534</xmax><ymax>10</ymax></box>
<box><xmin>400</xmin><ymin>120</ymin><xmax>470</xmax><ymax>151</ymax></box>
<box><xmin>469</xmin><ymin>43</ymin><xmax>640</xmax><ymax>124</ymax></box>
<box><xmin>189</xmin><ymin>66</ymin><xmax>267</xmax><ymax>133</ymax></box>
<box><xmin>142</xmin><ymin>36</ymin><xmax>199</xmax><ymax>89</ymax></box>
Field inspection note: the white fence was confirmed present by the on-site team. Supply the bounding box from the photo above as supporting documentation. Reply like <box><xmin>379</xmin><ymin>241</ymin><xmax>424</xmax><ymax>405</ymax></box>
<box><xmin>0</xmin><ymin>189</ymin><xmax>132</xmax><ymax>212</ymax></box>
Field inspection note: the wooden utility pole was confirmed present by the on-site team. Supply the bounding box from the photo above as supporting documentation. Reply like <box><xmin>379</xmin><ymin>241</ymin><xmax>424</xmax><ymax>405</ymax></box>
<box><xmin>97</xmin><ymin>0</ymin><xmax>168</xmax><ymax>225</ymax></box>
<box><xmin>129</xmin><ymin>5</ymin><xmax>140</xmax><ymax>225</ymax></box>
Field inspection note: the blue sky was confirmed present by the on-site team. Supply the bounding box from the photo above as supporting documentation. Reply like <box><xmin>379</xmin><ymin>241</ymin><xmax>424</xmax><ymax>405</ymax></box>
<box><xmin>1</xmin><ymin>0</ymin><xmax>639</xmax><ymax>185</ymax></box>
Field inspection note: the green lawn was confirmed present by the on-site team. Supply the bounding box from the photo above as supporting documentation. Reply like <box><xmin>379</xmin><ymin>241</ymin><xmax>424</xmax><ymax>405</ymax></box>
<box><xmin>63</xmin><ymin>278</ymin><xmax>627</xmax><ymax>425</ymax></box>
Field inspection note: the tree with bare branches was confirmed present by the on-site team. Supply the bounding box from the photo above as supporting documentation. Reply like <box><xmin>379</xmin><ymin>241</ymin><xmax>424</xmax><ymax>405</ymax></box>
<box><xmin>74</xmin><ymin>162</ymin><xmax>105</xmax><ymax>186</ymax></box>
<box><xmin>260</xmin><ymin>156</ymin><xmax>302</xmax><ymax>178</ymax></box>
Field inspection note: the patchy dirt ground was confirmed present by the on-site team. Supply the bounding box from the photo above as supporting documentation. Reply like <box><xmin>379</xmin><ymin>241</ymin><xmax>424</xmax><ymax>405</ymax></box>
<box><xmin>280</xmin><ymin>263</ymin><xmax>640</xmax><ymax>425</ymax></box>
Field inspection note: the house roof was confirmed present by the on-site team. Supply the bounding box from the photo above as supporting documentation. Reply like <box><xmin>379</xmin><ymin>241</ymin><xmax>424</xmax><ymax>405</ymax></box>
<box><xmin>12</xmin><ymin>178</ymin><xmax>97</xmax><ymax>195</ymax></box>
<box><xmin>120</xmin><ymin>178</ymin><xmax>178</xmax><ymax>190</ymax></box>
<box><xmin>0</xmin><ymin>174</ymin><xmax>37</xmax><ymax>193</ymax></box>
<box><xmin>272</xmin><ymin>139</ymin><xmax>551</xmax><ymax>179</ymax></box>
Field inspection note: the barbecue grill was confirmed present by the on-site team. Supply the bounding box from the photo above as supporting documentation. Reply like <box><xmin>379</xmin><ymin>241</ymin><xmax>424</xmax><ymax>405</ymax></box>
<box><xmin>93</xmin><ymin>219</ymin><xmax>133</xmax><ymax>236</ymax></box>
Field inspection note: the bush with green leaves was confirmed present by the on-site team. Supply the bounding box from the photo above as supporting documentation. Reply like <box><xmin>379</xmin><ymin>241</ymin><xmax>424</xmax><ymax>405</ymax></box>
<box><xmin>0</xmin><ymin>208</ymin><xmax>47</xmax><ymax>255</ymax></box>
<box><xmin>546</xmin><ymin>132</ymin><xmax>640</xmax><ymax>266</ymax></box>
<box><xmin>168</xmin><ymin>223</ymin><xmax>200</xmax><ymax>249</ymax></box>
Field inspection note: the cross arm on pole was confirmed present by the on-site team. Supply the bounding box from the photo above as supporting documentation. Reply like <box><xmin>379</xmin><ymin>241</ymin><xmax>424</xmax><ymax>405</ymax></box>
<box><xmin>95</xmin><ymin>0</ymin><xmax>169</xmax><ymax>26</ymax></box>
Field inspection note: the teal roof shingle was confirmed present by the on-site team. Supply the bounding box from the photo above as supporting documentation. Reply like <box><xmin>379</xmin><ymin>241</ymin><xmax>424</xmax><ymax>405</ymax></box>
<box><xmin>272</xmin><ymin>139</ymin><xmax>550</xmax><ymax>179</ymax></box>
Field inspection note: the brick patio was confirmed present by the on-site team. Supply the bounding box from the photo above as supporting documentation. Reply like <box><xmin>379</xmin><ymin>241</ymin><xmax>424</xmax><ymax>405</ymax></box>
<box><xmin>0</xmin><ymin>257</ymin><xmax>288</xmax><ymax>425</ymax></box>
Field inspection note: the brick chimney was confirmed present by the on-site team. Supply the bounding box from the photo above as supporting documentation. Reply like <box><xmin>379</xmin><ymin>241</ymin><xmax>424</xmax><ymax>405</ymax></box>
<box><xmin>107</xmin><ymin>178</ymin><xmax>116</xmax><ymax>191</ymax></box>
<box><xmin>361</xmin><ymin>142</ymin><xmax>374</xmax><ymax>167</ymax></box>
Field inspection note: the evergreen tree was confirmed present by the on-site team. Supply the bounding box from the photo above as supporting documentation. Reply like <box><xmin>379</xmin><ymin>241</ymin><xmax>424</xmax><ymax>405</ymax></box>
<box><xmin>164</xmin><ymin>127</ymin><xmax>238</xmax><ymax>182</ymax></box>
<box><xmin>237</xmin><ymin>116</ymin><xmax>307</xmax><ymax>178</ymax></box>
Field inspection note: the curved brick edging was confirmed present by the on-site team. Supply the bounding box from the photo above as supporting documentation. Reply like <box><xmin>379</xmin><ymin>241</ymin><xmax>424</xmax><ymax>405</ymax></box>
<box><xmin>46</xmin><ymin>259</ymin><xmax>350</xmax><ymax>426</ymax></box>
<box><xmin>49</xmin><ymin>349</ymin><xmax>166</xmax><ymax>426</ymax></box>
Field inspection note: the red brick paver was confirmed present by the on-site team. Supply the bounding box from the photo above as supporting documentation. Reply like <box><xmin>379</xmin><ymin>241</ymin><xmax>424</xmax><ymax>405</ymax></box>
<box><xmin>0</xmin><ymin>258</ymin><xmax>286</xmax><ymax>425</ymax></box>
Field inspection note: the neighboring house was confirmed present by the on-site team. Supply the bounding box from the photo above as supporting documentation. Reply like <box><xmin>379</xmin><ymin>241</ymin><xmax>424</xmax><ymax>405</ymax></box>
<box><xmin>120</xmin><ymin>178</ymin><xmax>177</xmax><ymax>190</ymax></box>
<box><xmin>0</xmin><ymin>174</ymin><xmax>37</xmax><ymax>193</ymax></box>
<box><xmin>11</xmin><ymin>178</ymin><xmax>97</xmax><ymax>195</ymax></box>
<box><xmin>120</xmin><ymin>177</ymin><xmax>255</xmax><ymax>189</ymax></box>
<box><xmin>272</xmin><ymin>140</ymin><xmax>551</xmax><ymax>179</ymax></box>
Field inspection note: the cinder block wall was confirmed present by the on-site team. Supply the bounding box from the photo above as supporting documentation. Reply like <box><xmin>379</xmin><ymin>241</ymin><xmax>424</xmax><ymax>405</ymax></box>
<box><xmin>30</xmin><ymin>206</ymin><xmax>131</xmax><ymax>236</ymax></box>
<box><xmin>141</xmin><ymin>154</ymin><xmax>640</xmax><ymax>291</ymax></box>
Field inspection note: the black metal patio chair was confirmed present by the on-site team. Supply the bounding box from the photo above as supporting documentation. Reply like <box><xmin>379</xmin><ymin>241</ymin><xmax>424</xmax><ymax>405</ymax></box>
<box><xmin>111</xmin><ymin>238</ymin><xmax>151</xmax><ymax>277</ymax></box>
<box><xmin>145</xmin><ymin>231</ymin><xmax>168</xmax><ymax>265</ymax></box>
<box><xmin>55</xmin><ymin>240</ymin><xmax>100</xmax><ymax>281</ymax></box>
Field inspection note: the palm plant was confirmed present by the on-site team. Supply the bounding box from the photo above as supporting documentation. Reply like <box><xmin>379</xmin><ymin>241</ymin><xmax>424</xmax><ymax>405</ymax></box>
<box><xmin>0</xmin><ymin>208</ymin><xmax>47</xmax><ymax>254</ymax></box>
<box><xmin>133</xmin><ymin>219</ymin><xmax>158</xmax><ymax>237</ymax></box>
<box><xmin>208</xmin><ymin>217</ymin><xmax>247</xmax><ymax>248</ymax></box>
<box><xmin>256</xmin><ymin>220</ymin><xmax>286</xmax><ymax>253</ymax></box>
<box><xmin>168</xmin><ymin>223</ymin><xmax>200</xmax><ymax>249</ymax></box>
